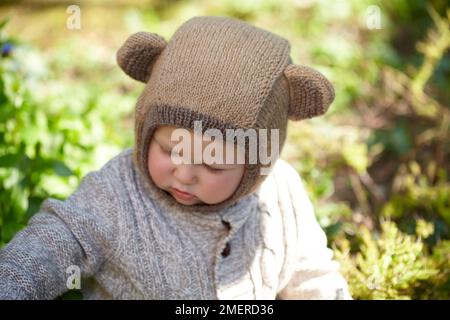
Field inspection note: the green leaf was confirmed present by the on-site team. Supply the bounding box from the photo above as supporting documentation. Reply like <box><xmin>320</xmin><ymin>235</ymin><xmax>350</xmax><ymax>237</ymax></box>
<box><xmin>0</xmin><ymin>153</ymin><xmax>19</xmax><ymax>167</ymax></box>
<box><xmin>0</xmin><ymin>17</ymin><xmax>10</xmax><ymax>31</ymax></box>
<box><xmin>51</xmin><ymin>160</ymin><xmax>74</xmax><ymax>177</ymax></box>
<box><xmin>26</xmin><ymin>196</ymin><xmax>45</xmax><ymax>218</ymax></box>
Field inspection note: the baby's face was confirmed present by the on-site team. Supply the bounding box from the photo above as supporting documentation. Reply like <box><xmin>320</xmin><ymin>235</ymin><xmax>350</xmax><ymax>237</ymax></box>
<box><xmin>147</xmin><ymin>125</ymin><xmax>245</xmax><ymax>205</ymax></box>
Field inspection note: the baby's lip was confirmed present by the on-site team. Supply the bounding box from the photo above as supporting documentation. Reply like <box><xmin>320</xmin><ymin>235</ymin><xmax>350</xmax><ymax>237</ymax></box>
<box><xmin>171</xmin><ymin>187</ymin><xmax>196</xmax><ymax>199</ymax></box>
<box><xmin>171</xmin><ymin>188</ymin><xmax>197</xmax><ymax>202</ymax></box>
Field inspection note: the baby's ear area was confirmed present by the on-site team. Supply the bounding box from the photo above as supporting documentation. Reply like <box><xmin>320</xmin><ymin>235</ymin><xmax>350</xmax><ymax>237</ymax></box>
<box><xmin>116</xmin><ymin>32</ymin><xmax>167</xmax><ymax>83</ymax></box>
<box><xmin>283</xmin><ymin>64</ymin><xmax>335</xmax><ymax>121</ymax></box>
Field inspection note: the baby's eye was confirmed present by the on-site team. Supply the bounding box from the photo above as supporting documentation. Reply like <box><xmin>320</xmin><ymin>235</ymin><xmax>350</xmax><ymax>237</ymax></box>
<box><xmin>204</xmin><ymin>164</ymin><xmax>224</xmax><ymax>173</ymax></box>
<box><xmin>158</xmin><ymin>144</ymin><xmax>171</xmax><ymax>155</ymax></box>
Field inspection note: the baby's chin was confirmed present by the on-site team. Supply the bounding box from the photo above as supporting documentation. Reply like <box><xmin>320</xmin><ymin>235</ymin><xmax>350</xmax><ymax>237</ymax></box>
<box><xmin>172</xmin><ymin>196</ymin><xmax>202</xmax><ymax>205</ymax></box>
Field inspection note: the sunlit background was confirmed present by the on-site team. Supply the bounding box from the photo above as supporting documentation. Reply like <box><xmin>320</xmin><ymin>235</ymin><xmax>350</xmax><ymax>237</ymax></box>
<box><xmin>0</xmin><ymin>0</ymin><xmax>449</xmax><ymax>299</ymax></box>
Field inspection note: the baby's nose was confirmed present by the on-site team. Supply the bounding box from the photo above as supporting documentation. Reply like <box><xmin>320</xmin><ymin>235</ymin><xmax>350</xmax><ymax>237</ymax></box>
<box><xmin>173</xmin><ymin>164</ymin><xmax>197</xmax><ymax>185</ymax></box>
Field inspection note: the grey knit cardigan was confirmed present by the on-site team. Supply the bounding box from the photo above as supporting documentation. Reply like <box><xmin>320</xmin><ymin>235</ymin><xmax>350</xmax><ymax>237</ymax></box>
<box><xmin>0</xmin><ymin>148</ymin><xmax>350</xmax><ymax>299</ymax></box>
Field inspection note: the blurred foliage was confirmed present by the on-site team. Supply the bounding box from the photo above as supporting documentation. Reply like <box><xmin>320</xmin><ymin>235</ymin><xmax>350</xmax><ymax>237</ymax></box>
<box><xmin>0</xmin><ymin>16</ymin><xmax>135</xmax><ymax>246</ymax></box>
<box><xmin>334</xmin><ymin>220</ymin><xmax>450</xmax><ymax>299</ymax></box>
<box><xmin>0</xmin><ymin>0</ymin><xmax>449</xmax><ymax>299</ymax></box>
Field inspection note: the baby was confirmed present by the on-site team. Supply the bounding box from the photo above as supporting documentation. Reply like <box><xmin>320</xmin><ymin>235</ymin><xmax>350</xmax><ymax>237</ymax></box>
<box><xmin>0</xmin><ymin>16</ymin><xmax>351</xmax><ymax>299</ymax></box>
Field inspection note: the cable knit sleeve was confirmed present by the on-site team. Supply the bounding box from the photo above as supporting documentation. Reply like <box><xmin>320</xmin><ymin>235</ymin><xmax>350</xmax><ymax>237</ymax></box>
<box><xmin>275</xmin><ymin>160</ymin><xmax>352</xmax><ymax>300</ymax></box>
<box><xmin>0</xmin><ymin>169</ymin><xmax>118</xmax><ymax>300</ymax></box>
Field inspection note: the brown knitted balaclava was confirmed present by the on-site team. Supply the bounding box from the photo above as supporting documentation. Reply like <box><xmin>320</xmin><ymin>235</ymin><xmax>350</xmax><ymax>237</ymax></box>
<box><xmin>117</xmin><ymin>16</ymin><xmax>334</xmax><ymax>213</ymax></box>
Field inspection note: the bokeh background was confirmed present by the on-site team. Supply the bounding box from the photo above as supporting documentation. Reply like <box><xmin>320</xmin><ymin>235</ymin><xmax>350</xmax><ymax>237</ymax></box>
<box><xmin>0</xmin><ymin>0</ymin><xmax>449</xmax><ymax>299</ymax></box>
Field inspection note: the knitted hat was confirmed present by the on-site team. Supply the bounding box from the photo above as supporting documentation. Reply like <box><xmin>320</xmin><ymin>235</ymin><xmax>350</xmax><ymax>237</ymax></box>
<box><xmin>117</xmin><ymin>16</ymin><xmax>334</xmax><ymax>213</ymax></box>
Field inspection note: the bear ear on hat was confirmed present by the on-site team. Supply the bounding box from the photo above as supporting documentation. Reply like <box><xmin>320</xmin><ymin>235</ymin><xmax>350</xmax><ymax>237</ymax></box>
<box><xmin>283</xmin><ymin>64</ymin><xmax>335</xmax><ymax>121</ymax></box>
<box><xmin>116</xmin><ymin>32</ymin><xmax>167</xmax><ymax>83</ymax></box>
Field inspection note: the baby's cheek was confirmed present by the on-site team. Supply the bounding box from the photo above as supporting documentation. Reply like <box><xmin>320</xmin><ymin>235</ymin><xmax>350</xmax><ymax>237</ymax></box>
<box><xmin>203</xmin><ymin>173</ymin><xmax>240</xmax><ymax>202</ymax></box>
<box><xmin>148</xmin><ymin>149</ymin><xmax>171</xmax><ymax>186</ymax></box>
